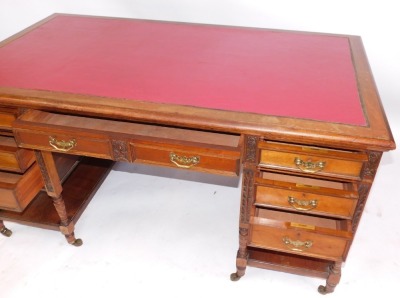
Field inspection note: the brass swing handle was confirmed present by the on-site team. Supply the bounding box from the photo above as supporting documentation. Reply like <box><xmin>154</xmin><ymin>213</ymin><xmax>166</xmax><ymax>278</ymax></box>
<box><xmin>288</xmin><ymin>196</ymin><xmax>318</xmax><ymax>211</ymax></box>
<box><xmin>294</xmin><ymin>157</ymin><xmax>326</xmax><ymax>173</ymax></box>
<box><xmin>49</xmin><ymin>136</ymin><xmax>77</xmax><ymax>152</ymax></box>
<box><xmin>169</xmin><ymin>152</ymin><xmax>200</xmax><ymax>169</ymax></box>
<box><xmin>282</xmin><ymin>236</ymin><xmax>313</xmax><ymax>252</ymax></box>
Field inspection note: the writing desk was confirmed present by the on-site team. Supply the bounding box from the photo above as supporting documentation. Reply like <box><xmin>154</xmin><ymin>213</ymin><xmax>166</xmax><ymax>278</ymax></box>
<box><xmin>0</xmin><ymin>14</ymin><xmax>395</xmax><ymax>294</ymax></box>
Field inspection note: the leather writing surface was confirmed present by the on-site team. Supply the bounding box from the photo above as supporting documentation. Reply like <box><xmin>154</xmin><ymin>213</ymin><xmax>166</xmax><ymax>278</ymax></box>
<box><xmin>0</xmin><ymin>15</ymin><xmax>366</xmax><ymax>125</ymax></box>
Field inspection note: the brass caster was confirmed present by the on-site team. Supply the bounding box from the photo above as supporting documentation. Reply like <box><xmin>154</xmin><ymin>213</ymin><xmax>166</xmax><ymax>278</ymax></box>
<box><xmin>318</xmin><ymin>285</ymin><xmax>329</xmax><ymax>295</ymax></box>
<box><xmin>71</xmin><ymin>238</ymin><xmax>83</xmax><ymax>247</ymax></box>
<box><xmin>1</xmin><ymin>227</ymin><xmax>12</xmax><ymax>237</ymax></box>
<box><xmin>230</xmin><ymin>273</ymin><xmax>242</xmax><ymax>281</ymax></box>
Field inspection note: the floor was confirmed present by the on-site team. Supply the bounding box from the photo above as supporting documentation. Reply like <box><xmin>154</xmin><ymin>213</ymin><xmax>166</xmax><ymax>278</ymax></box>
<box><xmin>1</xmin><ymin>119</ymin><xmax>399</xmax><ymax>298</ymax></box>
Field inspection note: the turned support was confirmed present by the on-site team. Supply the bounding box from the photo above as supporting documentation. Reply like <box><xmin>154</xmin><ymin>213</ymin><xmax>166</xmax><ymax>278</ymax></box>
<box><xmin>318</xmin><ymin>262</ymin><xmax>342</xmax><ymax>294</ymax></box>
<box><xmin>34</xmin><ymin>150</ymin><xmax>82</xmax><ymax>246</ymax></box>
<box><xmin>230</xmin><ymin>226</ymin><xmax>249</xmax><ymax>281</ymax></box>
<box><xmin>231</xmin><ymin>135</ymin><xmax>259</xmax><ymax>281</ymax></box>
<box><xmin>52</xmin><ymin>194</ymin><xmax>83</xmax><ymax>246</ymax></box>
<box><xmin>0</xmin><ymin>220</ymin><xmax>12</xmax><ymax>237</ymax></box>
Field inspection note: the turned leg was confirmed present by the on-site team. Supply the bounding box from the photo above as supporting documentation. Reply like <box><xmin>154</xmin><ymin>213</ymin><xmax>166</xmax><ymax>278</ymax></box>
<box><xmin>230</xmin><ymin>226</ymin><xmax>249</xmax><ymax>281</ymax></box>
<box><xmin>231</xmin><ymin>140</ymin><xmax>258</xmax><ymax>281</ymax></box>
<box><xmin>52</xmin><ymin>194</ymin><xmax>82</xmax><ymax>246</ymax></box>
<box><xmin>0</xmin><ymin>220</ymin><xmax>12</xmax><ymax>237</ymax></box>
<box><xmin>318</xmin><ymin>262</ymin><xmax>342</xmax><ymax>294</ymax></box>
<box><xmin>34</xmin><ymin>150</ymin><xmax>82</xmax><ymax>246</ymax></box>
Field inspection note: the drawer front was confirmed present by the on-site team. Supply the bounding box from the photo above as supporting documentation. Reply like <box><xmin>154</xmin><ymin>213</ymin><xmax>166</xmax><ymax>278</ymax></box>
<box><xmin>14</xmin><ymin>130</ymin><xmax>112</xmax><ymax>159</ymax></box>
<box><xmin>132</xmin><ymin>142</ymin><xmax>240</xmax><ymax>176</ymax></box>
<box><xmin>256</xmin><ymin>185</ymin><xmax>357</xmax><ymax>219</ymax></box>
<box><xmin>0</xmin><ymin>107</ymin><xmax>18</xmax><ymax>135</ymax></box>
<box><xmin>259</xmin><ymin>142</ymin><xmax>367</xmax><ymax>180</ymax></box>
<box><xmin>0</xmin><ymin>162</ymin><xmax>43</xmax><ymax>212</ymax></box>
<box><xmin>250</xmin><ymin>224</ymin><xmax>348</xmax><ymax>261</ymax></box>
<box><xmin>0</xmin><ymin>136</ymin><xmax>35</xmax><ymax>172</ymax></box>
<box><xmin>13</xmin><ymin>110</ymin><xmax>241</xmax><ymax>172</ymax></box>
<box><xmin>0</xmin><ymin>108</ymin><xmax>17</xmax><ymax>129</ymax></box>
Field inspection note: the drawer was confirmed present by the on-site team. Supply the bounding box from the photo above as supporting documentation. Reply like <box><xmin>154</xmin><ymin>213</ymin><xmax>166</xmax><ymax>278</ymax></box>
<box><xmin>0</xmin><ymin>106</ymin><xmax>19</xmax><ymax>135</ymax></box>
<box><xmin>15</xmin><ymin>130</ymin><xmax>112</xmax><ymax>159</ymax></box>
<box><xmin>259</xmin><ymin>141</ymin><xmax>368</xmax><ymax>180</ymax></box>
<box><xmin>131</xmin><ymin>141</ymin><xmax>240</xmax><ymax>176</ymax></box>
<box><xmin>0</xmin><ymin>136</ymin><xmax>35</xmax><ymax>172</ymax></box>
<box><xmin>250</xmin><ymin>209</ymin><xmax>352</xmax><ymax>261</ymax></box>
<box><xmin>13</xmin><ymin>110</ymin><xmax>121</xmax><ymax>159</ymax></box>
<box><xmin>255</xmin><ymin>172</ymin><xmax>358</xmax><ymax>219</ymax></box>
<box><xmin>0</xmin><ymin>162</ymin><xmax>44</xmax><ymax>212</ymax></box>
<box><xmin>13</xmin><ymin>110</ymin><xmax>241</xmax><ymax>176</ymax></box>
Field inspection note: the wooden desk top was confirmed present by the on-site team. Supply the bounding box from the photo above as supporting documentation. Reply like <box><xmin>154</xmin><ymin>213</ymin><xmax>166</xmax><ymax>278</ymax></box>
<box><xmin>0</xmin><ymin>14</ymin><xmax>395</xmax><ymax>151</ymax></box>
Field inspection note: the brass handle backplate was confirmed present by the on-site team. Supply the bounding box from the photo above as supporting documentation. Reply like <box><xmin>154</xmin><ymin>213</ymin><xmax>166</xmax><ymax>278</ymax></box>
<box><xmin>288</xmin><ymin>196</ymin><xmax>318</xmax><ymax>211</ymax></box>
<box><xmin>282</xmin><ymin>236</ymin><xmax>313</xmax><ymax>252</ymax></box>
<box><xmin>169</xmin><ymin>152</ymin><xmax>200</xmax><ymax>169</ymax></box>
<box><xmin>49</xmin><ymin>136</ymin><xmax>77</xmax><ymax>152</ymax></box>
<box><xmin>294</xmin><ymin>157</ymin><xmax>326</xmax><ymax>173</ymax></box>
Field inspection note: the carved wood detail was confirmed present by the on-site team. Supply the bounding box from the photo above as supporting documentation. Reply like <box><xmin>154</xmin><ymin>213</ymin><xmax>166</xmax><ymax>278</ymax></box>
<box><xmin>52</xmin><ymin>195</ymin><xmax>69</xmax><ymax>226</ymax></box>
<box><xmin>111</xmin><ymin>139</ymin><xmax>129</xmax><ymax>162</ymax></box>
<box><xmin>233</xmin><ymin>135</ymin><xmax>259</xmax><ymax>279</ymax></box>
<box><xmin>240</xmin><ymin>168</ymin><xmax>255</xmax><ymax>224</ymax></box>
<box><xmin>361</xmin><ymin>151</ymin><xmax>382</xmax><ymax>180</ymax></box>
<box><xmin>353</xmin><ymin>183</ymin><xmax>369</xmax><ymax>232</ymax></box>
<box><xmin>34</xmin><ymin>150</ymin><xmax>54</xmax><ymax>193</ymax></box>
<box><xmin>244</xmin><ymin>135</ymin><xmax>258</xmax><ymax>163</ymax></box>
<box><xmin>353</xmin><ymin>151</ymin><xmax>382</xmax><ymax>232</ymax></box>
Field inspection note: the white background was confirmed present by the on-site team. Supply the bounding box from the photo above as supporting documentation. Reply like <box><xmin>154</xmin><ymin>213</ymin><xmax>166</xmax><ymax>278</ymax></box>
<box><xmin>1</xmin><ymin>1</ymin><xmax>399</xmax><ymax>298</ymax></box>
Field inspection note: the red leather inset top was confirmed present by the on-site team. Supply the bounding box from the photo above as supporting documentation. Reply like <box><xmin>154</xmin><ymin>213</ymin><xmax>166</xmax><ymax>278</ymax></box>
<box><xmin>0</xmin><ymin>15</ymin><xmax>366</xmax><ymax>125</ymax></box>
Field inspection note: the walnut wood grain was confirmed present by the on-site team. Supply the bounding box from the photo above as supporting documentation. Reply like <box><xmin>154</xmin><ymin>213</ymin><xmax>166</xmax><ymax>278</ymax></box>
<box><xmin>0</xmin><ymin>15</ymin><xmax>396</xmax><ymax>294</ymax></box>
<box><xmin>0</xmin><ymin>106</ymin><xmax>19</xmax><ymax>133</ymax></box>
<box><xmin>0</xmin><ymin>157</ymin><xmax>113</xmax><ymax>230</ymax></box>
<box><xmin>34</xmin><ymin>150</ymin><xmax>81</xmax><ymax>245</ymax></box>
<box><xmin>0</xmin><ymin>162</ymin><xmax>43</xmax><ymax>211</ymax></box>
<box><xmin>231</xmin><ymin>135</ymin><xmax>260</xmax><ymax>281</ymax></box>
<box><xmin>0</xmin><ymin>135</ymin><xmax>35</xmax><ymax>172</ymax></box>
<box><xmin>13</xmin><ymin>109</ymin><xmax>241</xmax><ymax>176</ymax></box>
<box><xmin>255</xmin><ymin>182</ymin><xmax>358</xmax><ymax>219</ymax></box>
<box><xmin>247</xmin><ymin>248</ymin><xmax>333</xmax><ymax>279</ymax></box>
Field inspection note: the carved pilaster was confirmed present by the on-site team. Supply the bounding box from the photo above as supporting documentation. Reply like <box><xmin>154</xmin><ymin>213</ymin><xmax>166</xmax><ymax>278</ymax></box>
<box><xmin>240</xmin><ymin>169</ymin><xmax>255</xmax><ymax>224</ymax></box>
<box><xmin>352</xmin><ymin>183</ymin><xmax>369</xmax><ymax>232</ymax></box>
<box><xmin>34</xmin><ymin>150</ymin><xmax>54</xmax><ymax>193</ymax></box>
<box><xmin>111</xmin><ymin>139</ymin><xmax>129</xmax><ymax>162</ymax></box>
<box><xmin>232</xmin><ymin>135</ymin><xmax>259</xmax><ymax>281</ymax></box>
<box><xmin>353</xmin><ymin>151</ymin><xmax>383</xmax><ymax>232</ymax></box>
<box><xmin>244</xmin><ymin>135</ymin><xmax>258</xmax><ymax>163</ymax></box>
<box><xmin>240</xmin><ymin>135</ymin><xmax>259</xmax><ymax>223</ymax></box>
<box><xmin>237</xmin><ymin>227</ymin><xmax>249</xmax><ymax>258</ymax></box>
<box><xmin>361</xmin><ymin>151</ymin><xmax>382</xmax><ymax>180</ymax></box>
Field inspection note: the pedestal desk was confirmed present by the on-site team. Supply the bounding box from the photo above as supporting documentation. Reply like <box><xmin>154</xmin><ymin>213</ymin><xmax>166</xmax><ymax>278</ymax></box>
<box><xmin>0</xmin><ymin>14</ymin><xmax>395</xmax><ymax>294</ymax></box>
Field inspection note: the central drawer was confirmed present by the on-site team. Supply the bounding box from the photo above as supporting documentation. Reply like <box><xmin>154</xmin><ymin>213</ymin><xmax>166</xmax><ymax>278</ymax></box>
<box><xmin>250</xmin><ymin>209</ymin><xmax>352</xmax><ymax>261</ymax></box>
<box><xmin>131</xmin><ymin>141</ymin><xmax>240</xmax><ymax>176</ymax></box>
<box><xmin>13</xmin><ymin>110</ymin><xmax>241</xmax><ymax>176</ymax></box>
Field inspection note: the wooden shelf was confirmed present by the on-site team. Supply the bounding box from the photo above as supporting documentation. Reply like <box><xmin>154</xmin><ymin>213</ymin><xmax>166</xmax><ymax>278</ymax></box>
<box><xmin>247</xmin><ymin>247</ymin><xmax>333</xmax><ymax>279</ymax></box>
<box><xmin>0</xmin><ymin>157</ymin><xmax>114</xmax><ymax>230</ymax></box>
